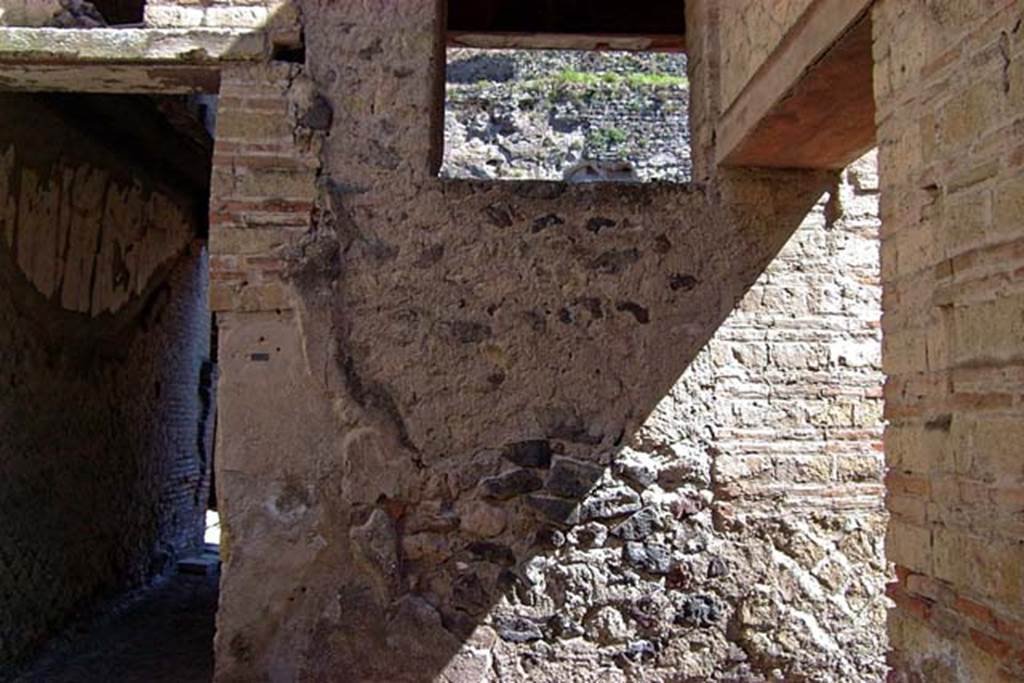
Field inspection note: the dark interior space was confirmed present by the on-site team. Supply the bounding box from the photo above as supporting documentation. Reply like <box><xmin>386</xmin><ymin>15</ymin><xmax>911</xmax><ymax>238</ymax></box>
<box><xmin>91</xmin><ymin>0</ymin><xmax>146</xmax><ymax>25</ymax></box>
<box><xmin>447</xmin><ymin>0</ymin><xmax>686</xmax><ymax>37</ymax></box>
<box><xmin>0</xmin><ymin>90</ymin><xmax>217</xmax><ymax>681</ymax></box>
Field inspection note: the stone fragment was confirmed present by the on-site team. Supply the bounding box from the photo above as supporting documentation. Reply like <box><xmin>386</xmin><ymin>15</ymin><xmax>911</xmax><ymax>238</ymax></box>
<box><xmin>545</xmin><ymin>613</ymin><xmax>585</xmax><ymax>639</ymax></box>
<box><xmin>523</xmin><ymin>494</ymin><xmax>580</xmax><ymax>525</ymax></box>
<box><xmin>401</xmin><ymin>532</ymin><xmax>451</xmax><ymax>563</ymax></box>
<box><xmin>611</xmin><ymin>506</ymin><xmax>661</xmax><ymax>541</ymax></box>
<box><xmin>503</xmin><ymin>440</ymin><xmax>552</xmax><ymax>468</ymax></box>
<box><xmin>584</xmin><ymin>606</ymin><xmax>630</xmax><ymax>644</ymax></box>
<box><xmin>666</xmin><ymin>562</ymin><xmax>693</xmax><ymax>591</ymax></box>
<box><xmin>614</xmin><ymin>454</ymin><xmax>658</xmax><ymax>487</ymax></box>
<box><xmin>459</xmin><ymin>501</ymin><xmax>507</xmax><ymax>537</ymax></box>
<box><xmin>451</xmin><ymin>572</ymin><xmax>489</xmax><ymax>614</ymax></box>
<box><xmin>546</xmin><ymin>457</ymin><xmax>603</xmax><ymax>498</ymax></box>
<box><xmin>585</xmin><ymin>216</ymin><xmax>616</xmax><ymax>233</ymax></box>
<box><xmin>385</xmin><ymin>595</ymin><xmax>460</xmax><ymax>660</ymax></box>
<box><xmin>480</xmin><ymin>469</ymin><xmax>543</xmax><ymax>500</ymax></box>
<box><xmin>53</xmin><ymin>0</ymin><xmax>107</xmax><ymax>28</ymax></box>
<box><xmin>615</xmin><ymin>301</ymin><xmax>650</xmax><ymax>324</ymax></box>
<box><xmin>623</xmin><ymin>541</ymin><xmax>672</xmax><ymax>575</ymax></box>
<box><xmin>494</xmin><ymin>615</ymin><xmax>544</xmax><ymax>643</ymax></box>
<box><xmin>535</xmin><ymin>526</ymin><xmax>566</xmax><ymax>548</ymax></box>
<box><xmin>570</xmin><ymin>522</ymin><xmax>608</xmax><ymax>548</ymax></box>
<box><xmin>531</xmin><ymin>213</ymin><xmax>564</xmax><ymax>233</ymax></box>
<box><xmin>466</xmin><ymin>541</ymin><xmax>516</xmax><ymax>566</ymax></box>
<box><xmin>349</xmin><ymin>509</ymin><xmax>400</xmax><ymax>601</ymax></box>
<box><xmin>589</xmin><ymin>248</ymin><xmax>640</xmax><ymax>275</ymax></box>
<box><xmin>484</xmin><ymin>202</ymin><xmax>515</xmax><ymax>228</ymax></box>
<box><xmin>580</xmin><ymin>485</ymin><xmax>641</xmax><ymax>520</ymax></box>
<box><xmin>676</xmin><ymin>595</ymin><xmax>721</xmax><ymax>628</ymax></box>
<box><xmin>299</xmin><ymin>94</ymin><xmax>333</xmax><ymax>131</ymax></box>
<box><xmin>617</xmin><ymin>639</ymin><xmax>657</xmax><ymax>663</ymax></box>
<box><xmin>669</xmin><ymin>273</ymin><xmax>699</xmax><ymax>291</ymax></box>
<box><xmin>670</xmin><ymin>492</ymin><xmax>703</xmax><ymax>518</ymax></box>
<box><xmin>707</xmin><ymin>556</ymin><xmax>728</xmax><ymax>578</ymax></box>
<box><xmin>405</xmin><ymin>500</ymin><xmax>458</xmax><ymax>533</ymax></box>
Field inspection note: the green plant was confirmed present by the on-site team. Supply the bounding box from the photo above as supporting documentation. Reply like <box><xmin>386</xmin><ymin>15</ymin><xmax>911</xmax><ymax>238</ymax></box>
<box><xmin>588</xmin><ymin>126</ymin><xmax>629</xmax><ymax>148</ymax></box>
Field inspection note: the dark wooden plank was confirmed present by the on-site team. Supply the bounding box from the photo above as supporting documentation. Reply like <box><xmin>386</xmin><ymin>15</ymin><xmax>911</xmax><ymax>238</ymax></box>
<box><xmin>447</xmin><ymin>0</ymin><xmax>685</xmax><ymax>38</ymax></box>
<box><xmin>447</xmin><ymin>31</ymin><xmax>685</xmax><ymax>52</ymax></box>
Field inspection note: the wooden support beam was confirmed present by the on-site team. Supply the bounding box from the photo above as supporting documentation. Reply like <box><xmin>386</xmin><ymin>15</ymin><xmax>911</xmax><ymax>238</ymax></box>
<box><xmin>0</xmin><ymin>27</ymin><xmax>268</xmax><ymax>63</ymax></box>
<box><xmin>447</xmin><ymin>0</ymin><xmax>685</xmax><ymax>37</ymax></box>
<box><xmin>0</xmin><ymin>64</ymin><xmax>220</xmax><ymax>94</ymax></box>
<box><xmin>0</xmin><ymin>27</ymin><xmax>267</xmax><ymax>94</ymax></box>
<box><xmin>717</xmin><ymin>0</ymin><xmax>875</xmax><ymax>170</ymax></box>
<box><xmin>447</xmin><ymin>31</ymin><xmax>685</xmax><ymax>52</ymax></box>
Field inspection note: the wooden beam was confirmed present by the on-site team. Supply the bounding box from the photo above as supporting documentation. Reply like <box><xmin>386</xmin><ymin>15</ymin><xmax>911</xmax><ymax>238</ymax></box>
<box><xmin>716</xmin><ymin>0</ymin><xmax>875</xmax><ymax>170</ymax></box>
<box><xmin>446</xmin><ymin>31</ymin><xmax>685</xmax><ymax>52</ymax></box>
<box><xmin>0</xmin><ymin>64</ymin><xmax>220</xmax><ymax>94</ymax></box>
<box><xmin>0</xmin><ymin>27</ymin><xmax>268</xmax><ymax>94</ymax></box>
<box><xmin>0</xmin><ymin>27</ymin><xmax>268</xmax><ymax>64</ymax></box>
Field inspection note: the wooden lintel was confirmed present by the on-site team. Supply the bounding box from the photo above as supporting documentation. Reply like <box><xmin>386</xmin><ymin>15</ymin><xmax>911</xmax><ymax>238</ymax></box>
<box><xmin>447</xmin><ymin>31</ymin><xmax>685</xmax><ymax>53</ymax></box>
<box><xmin>0</xmin><ymin>64</ymin><xmax>221</xmax><ymax>94</ymax></box>
<box><xmin>717</xmin><ymin>0</ymin><xmax>876</xmax><ymax>170</ymax></box>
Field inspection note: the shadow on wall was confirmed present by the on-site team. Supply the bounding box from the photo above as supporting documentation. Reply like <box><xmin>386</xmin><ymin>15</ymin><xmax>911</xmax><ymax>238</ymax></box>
<box><xmin>205</xmin><ymin>4</ymin><xmax>884</xmax><ymax>680</ymax></box>
<box><xmin>214</xmin><ymin>166</ymin><xmax>890</xmax><ymax>680</ymax></box>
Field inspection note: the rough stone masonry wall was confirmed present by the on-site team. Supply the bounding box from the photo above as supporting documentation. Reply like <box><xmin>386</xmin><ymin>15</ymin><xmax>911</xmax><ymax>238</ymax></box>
<box><xmin>441</xmin><ymin>47</ymin><xmax>888</xmax><ymax>680</ymax></box>
<box><xmin>208</xmin><ymin>2</ymin><xmax>885</xmax><ymax>681</ymax></box>
<box><xmin>442</xmin><ymin>50</ymin><xmax>691</xmax><ymax>182</ymax></box>
<box><xmin>874</xmin><ymin>0</ymin><xmax>1024</xmax><ymax>680</ymax></box>
<box><xmin>0</xmin><ymin>93</ymin><xmax>212</xmax><ymax>669</ymax></box>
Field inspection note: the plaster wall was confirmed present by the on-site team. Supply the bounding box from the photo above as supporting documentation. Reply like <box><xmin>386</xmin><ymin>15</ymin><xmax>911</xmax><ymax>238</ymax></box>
<box><xmin>874</xmin><ymin>0</ymin><xmax>1024</xmax><ymax>679</ymax></box>
<box><xmin>0</xmin><ymin>93</ymin><xmax>212</xmax><ymax>668</ymax></box>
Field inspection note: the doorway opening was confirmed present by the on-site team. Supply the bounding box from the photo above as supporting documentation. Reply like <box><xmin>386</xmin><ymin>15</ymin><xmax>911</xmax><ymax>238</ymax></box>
<box><xmin>0</xmin><ymin>90</ymin><xmax>220</xmax><ymax>681</ymax></box>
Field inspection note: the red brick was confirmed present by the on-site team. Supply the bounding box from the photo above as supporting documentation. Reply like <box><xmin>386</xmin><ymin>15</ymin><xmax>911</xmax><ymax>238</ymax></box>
<box><xmin>970</xmin><ymin>628</ymin><xmax>1013</xmax><ymax>659</ymax></box>
<box><xmin>954</xmin><ymin>596</ymin><xmax>995</xmax><ymax>627</ymax></box>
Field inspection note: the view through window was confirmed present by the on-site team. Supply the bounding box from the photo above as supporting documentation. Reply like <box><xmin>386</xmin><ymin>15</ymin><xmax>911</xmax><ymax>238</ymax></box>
<box><xmin>442</xmin><ymin>49</ymin><xmax>691</xmax><ymax>182</ymax></box>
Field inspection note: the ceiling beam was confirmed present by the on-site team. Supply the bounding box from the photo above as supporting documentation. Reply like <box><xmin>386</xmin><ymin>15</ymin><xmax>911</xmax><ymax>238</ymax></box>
<box><xmin>447</xmin><ymin>31</ymin><xmax>685</xmax><ymax>52</ymax></box>
<box><xmin>716</xmin><ymin>0</ymin><xmax>875</xmax><ymax>170</ymax></box>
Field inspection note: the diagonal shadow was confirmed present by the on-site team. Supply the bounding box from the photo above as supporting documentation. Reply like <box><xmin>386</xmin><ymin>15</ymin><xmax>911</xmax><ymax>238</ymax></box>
<box><xmin>214</xmin><ymin>168</ymin><xmax>841</xmax><ymax>682</ymax></box>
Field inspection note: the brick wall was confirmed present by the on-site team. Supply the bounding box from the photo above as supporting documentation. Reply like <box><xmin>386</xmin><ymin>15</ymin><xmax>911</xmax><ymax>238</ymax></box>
<box><xmin>144</xmin><ymin>0</ymin><xmax>300</xmax><ymax>47</ymax></box>
<box><xmin>208</xmin><ymin>63</ymin><xmax>319</xmax><ymax>314</ymax></box>
<box><xmin>873</xmin><ymin>0</ymin><xmax>1024</xmax><ymax>679</ymax></box>
<box><xmin>689</xmin><ymin>153</ymin><xmax>886</xmax><ymax>678</ymax></box>
<box><xmin>0</xmin><ymin>93</ymin><xmax>212</xmax><ymax>669</ymax></box>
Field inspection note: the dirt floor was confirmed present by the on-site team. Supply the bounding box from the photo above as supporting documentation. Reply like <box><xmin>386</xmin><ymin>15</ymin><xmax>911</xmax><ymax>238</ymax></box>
<box><xmin>9</xmin><ymin>568</ymin><xmax>218</xmax><ymax>683</ymax></box>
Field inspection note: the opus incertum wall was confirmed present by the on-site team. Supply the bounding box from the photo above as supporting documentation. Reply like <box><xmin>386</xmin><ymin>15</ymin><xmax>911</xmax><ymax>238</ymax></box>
<box><xmin>3</xmin><ymin>0</ymin><xmax>1019</xmax><ymax>680</ymax></box>
<box><xmin>208</xmin><ymin>3</ymin><xmax>886</xmax><ymax>680</ymax></box>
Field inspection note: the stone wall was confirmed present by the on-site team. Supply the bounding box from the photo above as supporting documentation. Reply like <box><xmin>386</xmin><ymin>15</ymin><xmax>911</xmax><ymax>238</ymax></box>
<box><xmin>442</xmin><ymin>49</ymin><xmax>690</xmax><ymax>182</ymax></box>
<box><xmin>0</xmin><ymin>93</ymin><xmax>212</xmax><ymax>669</ymax></box>
<box><xmin>209</xmin><ymin>2</ymin><xmax>885</xmax><ymax>680</ymax></box>
<box><xmin>440</xmin><ymin>48</ymin><xmax>887</xmax><ymax>678</ymax></box>
<box><xmin>873</xmin><ymin>0</ymin><xmax>1024</xmax><ymax>680</ymax></box>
